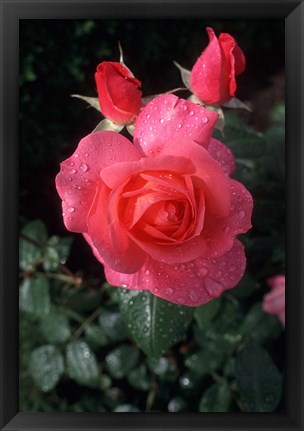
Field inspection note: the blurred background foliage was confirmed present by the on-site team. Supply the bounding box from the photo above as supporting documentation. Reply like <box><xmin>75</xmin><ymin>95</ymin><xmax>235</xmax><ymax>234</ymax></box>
<box><xmin>19</xmin><ymin>19</ymin><xmax>285</xmax><ymax>412</ymax></box>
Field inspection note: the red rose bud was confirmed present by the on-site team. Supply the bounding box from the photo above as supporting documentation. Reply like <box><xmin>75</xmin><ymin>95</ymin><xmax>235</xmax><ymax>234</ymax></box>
<box><xmin>190</xmin><ymin>27</ymin><xmax>246</xmax><ymax>105</ymax></box>
<box><xmin>95</xmin><ymin>61</ymin><xmax>142</xmax><ymax>125</ymax></box>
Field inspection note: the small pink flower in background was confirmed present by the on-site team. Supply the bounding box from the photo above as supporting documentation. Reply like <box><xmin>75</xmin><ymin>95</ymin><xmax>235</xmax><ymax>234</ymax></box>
<box><xmin>56</xmin><ymin>94</ymin><xmax>253</xmax><ymax>307</ymax></box>
<box><xmin>263</xmin><ymin>275</ymin><xmax>285</xmax><ymax>326</ymax></box>
<box><xmin>95</xmin><ymin>61</ymin><xmax>142</xmax><ymax>125</ymax></box>
<box><xmin>190</xmin><ymin>27</ymin><xmax>246</xmax><ymax>105</ymax></box>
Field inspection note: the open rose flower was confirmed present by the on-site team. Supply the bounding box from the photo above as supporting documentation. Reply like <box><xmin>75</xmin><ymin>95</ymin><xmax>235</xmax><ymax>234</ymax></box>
<box><xmin>95</xmin><ymin>61</ymin><xmax>142</xmax><ymax>125</ymax></box>
<box><xmin>190</xmin><ymin>27</ymin><xmax>246</xmax><ymax>105</ymax></box>
<box><xmin>56</xmin><ymin>94</ymin><xmax>253</xmax><ymax>306</ymax></box>
<box><xmin>263</xmin><ymin>275</ymin><xmax>285</xmax><ymax>327</ymax></box>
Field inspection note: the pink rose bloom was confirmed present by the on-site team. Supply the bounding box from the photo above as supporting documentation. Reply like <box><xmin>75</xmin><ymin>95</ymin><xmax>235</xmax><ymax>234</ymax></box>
<box><xmin>56</xmin><ymin>94</ymin><xmax>253</xmax><ymax>307</ymax></box>
<box><xmin>190</xmin><ymin>27</ymin><xmax>246</xmax><ymax>105</ymax></box>
<box><xmin>263</xmin><ymin>275</ymin><xmax>285</xmax><ymax>326</ymax></box>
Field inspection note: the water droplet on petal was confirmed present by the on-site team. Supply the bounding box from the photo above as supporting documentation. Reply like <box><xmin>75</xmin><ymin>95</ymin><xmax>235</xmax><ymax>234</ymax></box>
<box><xmin>84</xmin><ymin>152</ymin><xmax>89</xmax><ymax>157</ymax></box>
<box><xmin>144</xmin><ymin>269</ymin><xmax>150</xmax><ymax>276</ymax></box>
<box><xmin>196</xmin><ymin>267</ymin><xmax>208</xmax><ymax>277</ymax></box>
<box><xmin>189</xmin><ymin>110</ymin><xmax>194</xmax><ymax>116</ymax></box>
<box><xmin>239</xmin><ymin>210</ymin><xmax>245</xmax><ymax>218</ymax></box>
<box><xmin>202</xmin><ymin>116</ymin><xmax>209</xmax><ymax>123</ymax></box>
<box><xmin>79</xmin><ymin>163</ymin><xmax>89</xmax><ymax>172</ymax></box>
<box><xmin>67</xmin><ymin>207</ymin><xmax>75</xmax><ymax>213</ymax></box>
<box><xmin>70</xmin><ymin>169</ymin><xmax>77</xmax><ymax>174</ymax></box>
<box><xmin>165</xmin><ymin>287</ymin><xmax>174</xmax><ymax>296</ymax></box>
<box><xmin>160</xmin><ymin>118</ymin><xmax>165</xmax><ymax>124</ymax></box>
<box><xmin>177</xmin><ymin>123</ymin><xmax>182</xmax><ymax>128</ymax></box>
<box><xmin>224</xmin><ymin>226</ymin><xmax>230</xmax><ymax>233</ymax></box>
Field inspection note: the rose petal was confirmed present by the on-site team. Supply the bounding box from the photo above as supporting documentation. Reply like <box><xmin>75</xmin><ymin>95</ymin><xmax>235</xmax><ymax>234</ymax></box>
<box><xmin>208</xmin><ymin>138</ymin><xmax>235</xmax><ymax>176</ymax></box>
<box><xmin>87</xmin><ymin>181</ymin><xmax>146</xmax><ymax>274</ymax></box>
<box><xmin>160</xmin><ymin>136</ymin><xmax>231</xmax><ymax>218</ymax></box>
<box><xmin>127</xmin><ymin>229</ymin><xmax>207</xmax><ymax>265</ymax></box>
<box><xmin>262</xmin><ymin>284</ymin><xmax>285</xmax><ymax>314</ymax></box>
<box><xmin>100</xmin><ymin>154</ymin><xmax>194</xmax><ymax>189</ymax></box>
<box><xmin>133</xmin><ymin>94</ymin><xmax>218</xmax><ymax>156</ymax></box>
<box><xmin>95</xmin><ymin>62</ymin><xmax>142</xmax><ymax>125</ymax></box>
<box><xmin>218</xmin><ymin>32</ymin><xmax>238</xmax><ymax>99</ymax></box>
<box><xmin>105</xmin><ymin>239</ymin><xmax>246</xmax><ymax>307</ymax></box>
<box><xmin>267</xmin><ymin>275</ymin><xmax>285</xmax><ymax>289</ymax></box>
<box><xmin>55</xmin><ymin>131</ymin><xmax>141</xmax><ymax>233</ymax></box>
<box><xmin>232</xmin><ymin>44</ymin><xmax>246</xmax><ymax>76</ymax></box>
<box><xmin>190</xmin><ymin>27</ymin><xmax>223</xmax><ymax>105</ymax></box>
<box><xmin>202</xmin><ymin>178</ymin><xmax>253</xmax><ymax>257</ymax></box>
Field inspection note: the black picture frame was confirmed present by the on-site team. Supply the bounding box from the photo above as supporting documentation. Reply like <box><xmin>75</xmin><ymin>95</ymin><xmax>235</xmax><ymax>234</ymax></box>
<box><xmin>1</xmin><ymin>0</ymin><xmax>303</xmax><ymax>430</ymax></box>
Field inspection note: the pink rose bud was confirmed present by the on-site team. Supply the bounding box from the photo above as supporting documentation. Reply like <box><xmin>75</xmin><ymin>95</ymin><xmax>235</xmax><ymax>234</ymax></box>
<box><xmin>56</xmin><ymin>94</ymin><xmax>253</xmax><ymax>307</ymax></box>
<box><xmin>190</xmin><ymin>27</ymin><xmax>246</xmax><ymax>105</ymax></box>
<box><xmin>95</xmin><ymin>61</ymin><xmax>142</xmax><ymax>125</ymax></box>
<box><xmin>263</xmin><ymin>275</ymin><xmax>285</xmax><ymax>326</ymax></box>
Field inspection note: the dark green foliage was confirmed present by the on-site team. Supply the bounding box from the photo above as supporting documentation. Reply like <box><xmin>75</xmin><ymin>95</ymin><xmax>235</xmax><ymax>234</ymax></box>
<box><xmin>235</xmin><ymin>342</ymin><xmax>282</xmax><ymax>412</ymax></box>
<box><xmin>117</xmin><ymin>289</ymin><xmax>193</xmax><ymax>358</ymax></box>
<box><xmin>199</xmin><ymin>380</ymin><xmax>232</xmax><ymax>412</ymax></box>
<box><xmin>19</xmin><ymin>20</ymin><xmax>285</xmax><ymax>412</ymax></box>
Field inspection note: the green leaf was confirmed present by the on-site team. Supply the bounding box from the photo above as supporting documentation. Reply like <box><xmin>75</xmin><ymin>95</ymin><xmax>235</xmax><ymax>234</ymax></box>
<box><xmin>214</xmin><ymin>111</ymin><xmax>266</xmax><ymax>159</ymax></box>
<box><xmin>105</xmin><ymin>344</ymin><xmax>139</xmax><ymax>379</ymax></box>
<box><xmin>84</xmin><ymin>324</ymin><xmax>109</xmax><ymax>347</ymax></box>
<box><xmin>19</xmin><ymin>219</ymin><xmax>47</xmax><ymax>270</ymax></box>
<box><xmin>93</xmin><ymin>118</ymin><xmax>124</xmax><ymax>133</ymax></box>
<box><xmin>44</xmin><ymin>236</ymin><xmax>74</xmax><ymax>269</ymax></box>
<box><xmin>39</xmin><ymin>309</ymin><xmax>71</xmax><ymax>343</ymax></box>
<box><xmin>173</xmin><ymin>61</ymin><xmax>191</xmax><ymax>88</ymax></box>
<box><xmin>230</xmin><ymin>274</ymin><xmax>259</xmax><ymax>299</ymax></box>
<box><xmin>240</xmin><ymin>302</ymin><xmax>281</xmax><ymax>344</ymax></box>
<box><xmin>98</xmin><ymin>309</ymin><xmax>129</xmax><ymax>342</ymax></box>
<box><xmin>66</xmin><ymin>340</ymin><xmax>99</xmax><ymax>387</ymax></box>
<box><xmin>147</xmin><ymin>357</ymin><xmax>171</xmax><ymax>376</ymax></box>
<box><xmin>128</xmin><ymin>364</ymin><xmax>150</xmax><ymax>391</ymax></box>
<box><xmin>212</xmin><ymin>295</ymin><xmax>243</xmax><ymax>337</ymax></box>
<box><xmin>235</xmin><ymin>342</ymin><xmax>282</xmax><ymax>412</ymax></box>
<box><xmin>71</xmin><ymin>94</ymin><xmax>100</xmax><ymax>111</ymax></box>
<box><xmin>168</xmin><ymin>396</ymin><xmax>188</xmax><ymax>412</ymax></box>
<box><xmin>222</xmin><ymin>97</ymin><xmax>251</xmax><ymax>111</ymax></box>
<box><xmin>65</xmin><ymin>289</ymin><xmax>102</xmax><ymax>313</ymax></box>
<box><xmin>113</xmin><ymin>404</ymin><xmax>140</xmax><ymax>412</ymax></box>
<box><xmin>19</xmin><ymin>277</ymin><xmax>51</xmax><ymax>317</ymax></box>
<box><xmin>194</xmin><ymin>298</ymin><xmax>221</xmax><ymax>329</ymax></box>
<box><xmin>199</xmin><ymin>380</ymin><xmax>232</xmax><ymax>412</ymax></box>
<box><xmin>29</xmin><ymin>345</ymin><xmax>64</xmax><ymax>392</ymax></box>
<box><xmin>50</xmin><ymin>236</ymin><xmax>73</xmax><ymax>265</ymax></box>
<box><xmin>117</xmin><ymin>289</ymin><xmax>193</xmax><ymax>358</ymax></box>
<box><xmin>43</xmin><ymin>246</ymin><xmax>61</xmax><ymax>271</ymax></box>
<box><xmin>185</xmin><ymin>343</ymin><xmax>226</xmax><ymax>376</ymax></box>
